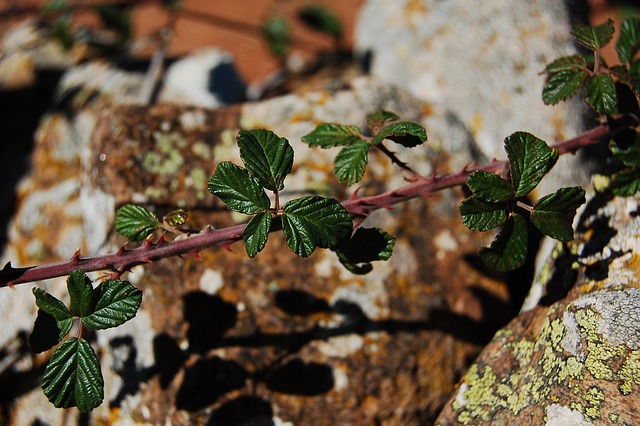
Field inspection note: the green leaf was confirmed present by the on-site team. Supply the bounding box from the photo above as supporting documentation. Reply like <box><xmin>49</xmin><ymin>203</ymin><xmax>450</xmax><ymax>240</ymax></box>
<box><xmin>571</xmin><ymin>19</ymin><xmax>615</xmax><ymax>51</ymax></box>
<box><xmin>586</xmin><ymin>73</ymin><xmax>617</xmax><ymax>114</ymax></box>
<box><xmin>263</xmin><ymin>16</ymin><xmax>290</xmax><ymax>58</ymax></box>
<box><xmin>544</xmin><ymin>55</ymin><xmax>588</xmax><ymax>73</ymax></box>
<box><xmin>611</xmin><ymin>167</ymin><xmax>640</xmax><ymax>196</ymax></box>
<box><xmin>82</xmin><ymin>280</ymin><xmax>142</xmax><ymax>330</ymax></box>
<box><xmin>616</xmin><ymin>17</ymin><xmax>640</xmax><ymax>64</ymax></box>
<box><xmin>610</xmin><ymin>129</ymin><xmax>640</xmax><ymax>166</ymax></box>
<box><xmin>334</xmin><ymin>141</ymin><xmax>370</xmax><ymax>185</ymax></box>
<box><xmin>460</xmin><ymin>196</ymin><xmax>508</xmax><ymax>231</ymax></box>
<box><xmin>42</xmin><ymin>337</ymin><xmax>103</xmax><ymax>412</ymax></box>
<box><xmin>115</xmin><ymin>204</ymin><xmax>159</xmax><ymax>241</ymax></box>
<box><xmin>302</xmin><ymin>123</ymin><xmax>362</xmax><ymax>148</ymax></box>
<box><xmin>33</xmin><ymin>287</ymin><xmax>72</xmax><ymax>322</ymax></box>
<box><xmin>371</xmin><ymin>122</ymin><xmax>427</xmax><ymax>148</ymax></box>
<box><xmin>466</xmin><ymin>170</ymin><xmax>513</xmax><ymax>202</ymax></box>
<box><xmin>531</xmin><ymin>187</ymin><xmax>586</xmax><ymax>241</ymax></box>
<box><xmin>94</xmin><ymin>4</ymin><xmax>132</xmax><ymax>41</ymax></box>
<box><xmin>67</xmin><ymin>270</ymin><xmax>93</xmax><ymax>317</ymax></box>
<box><xmin>208</xmin><ymin>162</ymin><xmax>270</xmax><ymax>214</ymax></box>
<box><xmin>298</xmin><ymin>4</ymin><xmax>343</xmax><ymax>38</ymax></box>
<box><xmin>366</xmin><ymin>110</ymin><xmax>399</xmax><ymax>132</ymax></box>
<box><xmin>30</xmin><ymin>310</ymin><xmax>72</xmax><ymax>354</ymax></box>
<box><xmin>542</xmin><ymin>69</ymin><xmax>588</xmax><ymax>105</ymax></box>
<box><xmin>479</xmin><ymin>214</ymin><xmax>528</xmax><ymax>272</ymax></box>
<box><xmin>505</xmin><ymin>132</ymin><xmax>559</xmax><ymax>197</ymax></box>
<box><xmin>242</xmin><ymin>211</ymin><xmax>271</xmax><ymax>258</ymax></box>
<box><xmin>282</xmin><ymin>196</ymin><xmax>352</xmax><ymax>257</ymax></box>
<box><xmin>237</xmin><ymin>129</ymin><xmax>294</xmax><ymax>192</ymax></box>
<box><xmin>334</xmin><ymin>228</ymin><xmax>395</xmax><ymax>274</ymax></box>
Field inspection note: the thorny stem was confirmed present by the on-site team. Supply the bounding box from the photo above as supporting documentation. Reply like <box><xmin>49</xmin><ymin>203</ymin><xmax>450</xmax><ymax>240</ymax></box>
<box><xmin>372</xmin><ymin>142</ymin><xmax>420</xmax><ymax>179</ymax></box>
<box><xmin>1</xmin><ymin>114</ymin><xmax>638</xmax><ymax>288</ymax></box>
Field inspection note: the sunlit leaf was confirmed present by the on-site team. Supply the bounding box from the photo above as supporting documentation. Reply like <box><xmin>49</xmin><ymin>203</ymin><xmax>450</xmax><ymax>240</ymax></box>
<box><xmin>544</xmin><ymin>55</ymin><xmax>587</xmax><ymax>73</ymax></box>
<box><xmin>82</xmin><ymin>280</ymin><xmax>142</xmax><ymax>330</ymax></box>
<box><xmin>479</xmin><ymin>214</ymin><xmax>528</xmax><ymax>272</ymax></box>
<box><xmin>42</xmin><ymin>337</ymin><xmax>103</xmax><ymax>412</ymax></box>
<box><xmin>334</xmin><ymin>141</ymin><xmax>370</xmax><ymax>185</ymax></box>
<box><xmin>67</xmin><ymin>270</ymin><xmax>93</xmax><ymax>317</ymax></box>
<box><xmin>542</xmin><ymin>69</ymin><xmax>588</xmax><ymax>105</ymax></box>
<box><xmin>208</xmin><ymin>162</ymin><xmax>270</xmax><ymax>214</ymax></box>
<box><xmin>237</xmin><ymin>129</ymin><xmax>294</xmax><ymax>191</ymax></box>
<box><xmin>32</xmin><ymin>287</ymin><xmax>72</xmax><ymax>322</ymax></box>
<box><xmin>571</xmin><ymin>19</ymin><xmax>615</xmax><ymax>51</ymax></box>
<box><xmin>611</xmin><ymin>167</ymin><xmax>640</xmax><ymax>196</ymax></box>
<box><xmin>531</xmin><ymin>187</ymin><xmax>585</xmax><ymax>241</ymax></box>
<box><xmin>302</xmin><ymin>123</ymin><xmax>362</xmax><ymax>148</ymax></box>
<box><xmin>466</xmin><ymin>170</ymin><xmax>513</xmax><ymax>202</ymax></box>
<box><xmin>505</xmin><ymin>132</ymin><xmax>558</xmax><ymax>197</ymax></box>
<box><xmin>115</xmin><ymin>204</ymin><xmax>159</xmax><ymax>241</ymax></box>
<box><xmin>282</xmin><ymin>196</ymin><xmax>352</xmax><ymax>257</ymax></box>
<box><xmin>586</xmin><ymin>73</ymin><xmax>617</xmax><ymax>114</ymax></box>
<box><xmin>242</xmin><ymin>211</ymin><xmax>271</xmax><ymax>257</ymax></box>
<box><xmin>367</xmin><ymin>110</ymin><xmax>399</xmax><ymax>133</ymax></box>
<box><xmin>460</xmin><ymin>196</ymin><xmax>508</xmax><ymax>231</ymax></box>
<box><xmin>616</xmin><ymin>17</ymin><xmax>640</xmax><ymax>64</ymax></box>
<box><xmin>371</xmin><ymin>122</ymin><xmax>427</xmax><ymax>148</ymax></box>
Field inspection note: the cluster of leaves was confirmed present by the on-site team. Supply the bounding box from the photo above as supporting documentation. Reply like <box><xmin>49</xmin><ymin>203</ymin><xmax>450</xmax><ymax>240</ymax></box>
<box><xmin>460</xmin><ymin>132</ymin><xmax>585</xmax><ymax>271</ymax></box>
<box><xmin>543</xmin><ymin>17</ymin><xmax>640</xmax><ymax>196</ymax></box>
<box><xmin>30</xmin><ymin>270</ymin><xmax>142</xmax><ymax>412</ymax></box>
<box><xmin>302</xmin><ymin>111</ymin><xmax>427</xmax><ymax>185</ymax></box>
<box><xmin>263</xmin><ymin>4</ymin><xmax>343</xmax><ymax>58</ymax></box>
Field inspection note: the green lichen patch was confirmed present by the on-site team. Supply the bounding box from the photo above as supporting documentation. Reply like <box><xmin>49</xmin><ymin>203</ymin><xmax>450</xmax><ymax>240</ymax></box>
<box><xmin>141</xmin><ymin>132</ymin><xmax>188</xmax><ymax>175</ymax></box>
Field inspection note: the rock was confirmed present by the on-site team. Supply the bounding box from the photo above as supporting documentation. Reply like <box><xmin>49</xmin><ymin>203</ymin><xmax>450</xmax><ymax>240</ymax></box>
<box><xmin>435</xmin><ymin>190</ymin><xmax>640</xmax><ymax>425</ymax></box>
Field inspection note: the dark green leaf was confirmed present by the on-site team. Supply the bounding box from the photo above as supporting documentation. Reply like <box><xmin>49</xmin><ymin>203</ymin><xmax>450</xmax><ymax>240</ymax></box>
<box><xmin>460</xmin><ymin>196</ymin><xmax>508</xmax><ymax>231</ymax></box>
<box><xmin>298</xmin><ymin>5</ymin><xmax>343</xmax><ymax>38</ymax></box>
<box><xmin>542</xmin><ymin>69</ymin><xmax>588</xmax><ymax>105</ymax></box>
<box><xmin>67</xmin><ymin>270</ymin><xmax>93</xmax><ymax>317</ymax></box>
<box><xmin>42</xmin><ymin>337</ymin><xmax>103</xmax><ymax>412</ymax></box>
<box><xmin>302</xmin><ymin>123</ymin><xmax>362</xmax><ymax>148</ymax></box>
<box><xmin>571</xmin><ymin>19</ymin><xmax>615</xmax><ymax>51</ymax></box>
<box><xmin>531</xmin><ymin>187</ymin><xmax>586</xmax><ymax>241</ymax></box>
<box><xmin>479</xmin><ymin>214</ymin><xmax>528</xmax><ymax>272</ymax></box>
<box><xmin>544</xmin><ymin>55</ymin><xmax>587</xmax><ymax>73</ymax></box>
<box><xmin>334</xmin><ymin>228</ymin><xmax>395</xmax><ymax>274</ymax></box>
<box><xmin>367</xmin><ymin>110</ymin><xmax>399</xmax><ymax>132</ymax></box>
<box><xmin>334</xmin><ymin>141</ymin><xmax>370</xmax><ymax>185</ymax></box>
<box><xmin>237</xmin><ymin>129</ymin><xmax>294</xmax><ymax>191</ymax></box>
<box><xmin>466</xmin><ymin>170</ymin><xmax>513</xmax><ymax>202</ymax></box>
<box><xmin>371</xmin><ymin>122</ymin><xmax>427</xmax><ymax>148</ymax></box>
<box><xmin>505</xmin><ymin>132</ymin><xmax>559</xmax><ymax>197</ymax></box>
<box><xmin>616</xmin><ymin>17</ymin><xmax>640</xmax><ymax>64</ymax></box>
<box><xmin>242</xmin><ymin>211</ymin><xmax>272</xmax><ymax>257</ymax></box>
<box><xmin>30</xmin><ymin>310</ymin><xmax>72</xmax><ymax>353</ymax></box>
<box><xmin>94</xmin><ymin>4</ymin><xmax>132</xmax><ymax>41</ymax></box>
<box><xmin>263</xmin><ymin>16</ymin><xmax>290</xmax><ymax>58</ymax></box>
<box><xmin>82</xmin><ymin>281</ymin><xmax>142</xmax><ymax>330</ymax></box>
<box><xmin>282</xmin><ymin>196</ymin><xmax>352</xmax><ymax>257</ymax></box>
<box><xmin>115</xmin><ymin>204</ymin><xmax>159</xmax><ymax>241</ymax></box>
<box><xmin>586</xmin><ymin>73</ymin><xmax>617</xmax><ymax>114</ymax></box>
<box><xmin>208</xmin><ymin>162</ymin><xmax>270</xmax><ymax>214</ymax></box>
<box><xmin>32</xmin><ymin>287</ymin><xmax>72</xmax><ymax>322</ymax></box>
<box><xmin>610</xmin><ymin>129</ymin><xmax>640</xmax><ymax>166</ymax></box>
<box><xmin>611</xmin><ymin>167</ymin><xmax>640</xmax><ymax>196</ymax></box>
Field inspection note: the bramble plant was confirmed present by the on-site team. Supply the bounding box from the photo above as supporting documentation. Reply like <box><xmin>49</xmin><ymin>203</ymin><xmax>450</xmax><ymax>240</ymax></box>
<box><xmin>0</xmin><ymin>18</ymin><xmax>640</xmax><ymax>413</ymax></box>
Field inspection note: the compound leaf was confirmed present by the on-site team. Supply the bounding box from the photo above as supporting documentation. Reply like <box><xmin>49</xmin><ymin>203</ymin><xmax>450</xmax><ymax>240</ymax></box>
<box><xmin>367</xmin><ymin>110</ymin><xmax>399</xmax><ymax>132</ymax></box>
<box><xmin>544</xmin><ymin>55</ymin><xmax>587</xmax><ymax>73</ymax></box>
<box><xmin>466</xmin><ymin>170</ymin><xmax>513</xmax><ymax>202</ymax></box>
<box><xmin>298</xmin><ymin>4</ymin><xmax>343</xmax><ymax>38</ymax></box>
<box><xmin>586</xmin><ymin>73</ymin><xmax>617</xmax><ymax>114</ymax></box>
<box><xmin>242</xmin><ymin>211</ymin><xmax>271</xmax><ymax>258</ymax></box>
<box><xmin>505</xmin><ymin>132</ymin><xmax>558</xmax><ymax>197</ymax></box>
<box><xmin>611</xmin><ymin>167</ymin><xmax>640</xmax><ymax>196</ymax></box>
<box><xmin>610</xmin><ymin>129</ymin><xmax>640</xmax><ymax>166</ymax></box>
<box><xmin>115</xmin><ymin>204</ymin><xmax>159</xmax><ymax>241</ymax></box>
<box><xmin>334</xmin><ymin>141</ymin><xmax>370</xmax><ymax>185</ymax></box>
<box><xmin>334</xmin><ymin>227</ymin><xmax>395</xmax><ymax>274</ymax></box>
<box><xmin>302</xmin><ymin>123</ymin><xmax>362</xmax><ymax>148</ymax></box>
<box><xmin>542</xmin><ymin>68</ymin><xmax>588</xmax><ymax>105</ymax></box>
<box><xmin>67</xmin><ymin>270</ymin><xmax>93</xmax><ymax>318</ymax></box>
<box><xmin>616</xmin><ymin>17</ymin><xmax>640</xmax><ymax>64</ymax></box>
<box><xmin>42</xmin><ymin>337</ymin><xmax>103</xmax><ymax>412</ymax></box>
<box><xmin>460</xmin><ymin>196</ymin><xmax>508</xmax><ymax>232</ymax></box>
<box><xmin>282</xmin><ymin>196</ymin><xmax>352</xmax><ymax>257</ymax></box>
<box><xmin>371</xmin><ymin>122</ymin><xmax>427</xmax><ymax>148</ymax></box>
<box><xmin>237</xmin><ymin>129</ymin><xmax>294</xmax><ymax>192</ymax></box>
<box><xmin>208</xmin><ymin>162</ymin><xmax>270</xmax><ymax>214</ymax></box>
<box><xmin>479</xmin><ymin>214</ymin><xmax>528</xmax><ymax>272</ymax></box>
<box><xmin>531</xmin><ymin>187</ymin><xmax>586</xmax><ymax>241</ymax></box>
<box><xmin>30</xmin><ymin>310</ymin><xmax>72</xmax><ymax>354</ymax></box>
<box><xmin>82</xmin><ymin>280</ymin><xmax>142</xmax><ymax>330</ymax></box>
<box><xmin>571</xmin><ymin>19</ymin><xmax>615</xmax><ymax>51</ymax></box>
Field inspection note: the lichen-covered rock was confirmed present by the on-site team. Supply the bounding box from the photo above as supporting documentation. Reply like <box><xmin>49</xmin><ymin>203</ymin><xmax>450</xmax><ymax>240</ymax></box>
<box><xmin>436</xmin><ymin>191</ymin><xmax>640</xmax><ymax>425</ymax></box>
